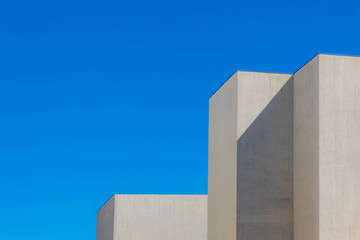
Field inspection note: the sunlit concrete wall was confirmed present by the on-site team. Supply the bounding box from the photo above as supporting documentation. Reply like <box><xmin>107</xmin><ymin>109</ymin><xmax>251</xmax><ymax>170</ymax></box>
<box><xmin>209</xmin><ymin>71</ymin><xmax>293</xmax><ymax>240</ymax></box>
<box><xmin>318</xmin><ymin>54</ymin><xmax>360</xmax><ymax>240</ymax></box>
<box><xmin>97</xmin><ymin>194</ymin><xmax>207</xmax><ymax>240</ymax></box>
<box><xmin>208</xmin><ymin>72</ymin><xmax>238</xmax><ymax>240</ymax></box>
<box><xmin>294</xmin><ymin>54</ymin><xmax>360</xmax><ymax>240</ymax></box>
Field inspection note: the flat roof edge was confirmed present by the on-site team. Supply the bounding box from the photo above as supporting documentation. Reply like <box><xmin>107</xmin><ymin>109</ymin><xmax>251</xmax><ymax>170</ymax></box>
<box><xmin>114</xmin><ymin>193</ymin><xmax>208</xmax><ymax>195</ymax></box>
<box><xmin>318</xmin><ymin>53</ymin><xmax>360</xmax><ymax>58</ymax></box>
<box><xmin>209</xmin><ymin>70</ymin><xmax>291</xmax><ymax>99</ymax></box>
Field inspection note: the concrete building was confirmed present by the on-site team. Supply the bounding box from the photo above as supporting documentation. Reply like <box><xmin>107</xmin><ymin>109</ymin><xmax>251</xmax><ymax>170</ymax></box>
<box><xmin>97</xmin><ymin>54</ymin><xmax>360</xmax><ymax>240</ymax></box>
<box><xmin>293</xmin><ymin>54</ymin><xmax>360</xmax><ymax>240</ymax></box>
<box><xmin>208</xmin><ymin>71</ymin><xmax>294</xmax><ymax>240</ymax></box>
<box><xmin>97</xmin><ymin>194</ymin><xmax>207</xmax><ymax>240</ymax></box>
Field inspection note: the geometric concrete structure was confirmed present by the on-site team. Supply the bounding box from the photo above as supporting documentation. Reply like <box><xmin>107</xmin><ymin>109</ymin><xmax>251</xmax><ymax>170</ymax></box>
<box><xmin>208</xmin><ymin>54</ymin><xmax>360</xmax><ymax>240</ymax></box>
<box><xmin>209</xmin><ymin>71</ymin><xmax>294</xmax><ymax>240</ymax></box>
<box><xmin>97</xmin><ymin>194</ymin><xmax>207</xmax><ymax>240</ymax></box>
<box><xmin>97</xmin><ymin>53</ymin><xmax>360</xmax><ymax>240</ymax></box>
<box><xmin>294</xmin><ymin>54</ymin><xmax>360</xmax><ymax>240</ymax></box>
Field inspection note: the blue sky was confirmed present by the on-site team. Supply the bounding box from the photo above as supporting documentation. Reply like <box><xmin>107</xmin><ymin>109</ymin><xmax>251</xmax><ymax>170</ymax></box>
<box><xmin>0</xmin><ymin>0</ymin><xmax>359</xmax><ymax>239</ymax></box>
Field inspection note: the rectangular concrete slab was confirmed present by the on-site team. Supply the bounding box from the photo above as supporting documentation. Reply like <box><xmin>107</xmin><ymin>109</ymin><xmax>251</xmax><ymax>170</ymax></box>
<box><xmin>318</xmin><ymin>54</ymin><xmax>360</xmax><ymax>240</ymax></box>
<box><xmin>97</xmin><ymin>194</ymin><xmax>207</xmax><ymax>240</ymax></box>
<box><xmin>294</xmin><ymin>54</ymin><xmax>360</xmax><ymax>240</ymax></box>
<box><xmin>208</xmin><ymin>72</ymin><xmax>238</xmax><ymax>240</ymax></box>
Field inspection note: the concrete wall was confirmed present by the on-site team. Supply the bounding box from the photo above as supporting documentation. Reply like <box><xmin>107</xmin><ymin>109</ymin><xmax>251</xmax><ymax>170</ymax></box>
<box><xmin>97</xmin><ymin>194</ymin><xmax>207</xmax><ymax>240</ymax></box>
<box><xmin>236</xmin><ymin>72</ymin><xmax>293</xmax><ymax>240</ymax></box>
<box><xmin>318</xmin><ymin>54</ymin><xmax>360</xmax><ymax>240</ymax></box>
<box><xmin>294</xmin><ymin>54</ymin><xmax>360</xmax><ymax>240</ymax></box>
<box><xmin>97</xmin><ymin>195</ymin><xmax>115</xmax><ymax>240</ymax></box>
<box><xmin>209</xmin><ymin>71</ymin><xmax>293</xmax><ymax>240</ymax></box>
<box><xmin>208</xmin><ymin>72</ymin><xmax>238</xmax><ymax>240</ymax></box>
<box><xmin>293</xmin><ymin>56</ymin><xmax>320</xmax><ymax>240</ymax></box>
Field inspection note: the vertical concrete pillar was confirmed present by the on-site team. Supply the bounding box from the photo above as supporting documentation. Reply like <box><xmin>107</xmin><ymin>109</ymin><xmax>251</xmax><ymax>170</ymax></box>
<box><xmin>293</xmin><ymin>55</ymin><xmax>319</xmax><ymax>240</ymax></box>
<box><xmin>208</xmin><ymin>73</ymin><xmax>238</xmax><ymax>240</ymax></box>
<box><xmin>294</xmin><ymin>54</ymin><xmax>360</xmax><ymax>240</ymax></box>
<box><xmin>318</xmin><ymin>54</ymin><xmax>360</xmax><ymax>240</ymax></box>
<box><xmin>208</xmin><ymin>71</ymin><xmax>293</xmax><ymax>240</ymax></box>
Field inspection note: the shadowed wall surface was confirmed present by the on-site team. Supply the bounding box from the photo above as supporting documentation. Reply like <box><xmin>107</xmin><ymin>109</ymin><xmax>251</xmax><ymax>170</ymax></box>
<box><xmin>97</xmin><ymin>195</ymin><xmax>115</xmax><ymax>240</ymax></box>
<box><xmin>209</xmin><ymin>71</ymin><xmax>293</xmax><ymax>240</ymax></box>
<box><xmin>237</xmin><ymin>77</ymin><xmax>293</xmax><ymax>240</ymax></box>
<box><xmin>293</xmin><ymin>56</ymin><xmax>319</xmax><ymax>240</ymax></box>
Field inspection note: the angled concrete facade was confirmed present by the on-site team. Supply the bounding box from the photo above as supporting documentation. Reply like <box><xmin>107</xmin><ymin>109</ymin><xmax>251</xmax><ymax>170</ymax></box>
<box><xmin>209</xmin><ymin>71</ymin><xmax>294</xmax><ymax>240</ymax></box>
<box><xmin>97</xmin><ymin>54</ymin><xmax>360</xmax><ymax>240</ymax></box>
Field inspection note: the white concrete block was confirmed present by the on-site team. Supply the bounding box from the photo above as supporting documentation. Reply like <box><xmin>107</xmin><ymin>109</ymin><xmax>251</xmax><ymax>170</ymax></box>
<box><xmin>97</xmin><ymin>194</ymin><xmax>207</xmax><ymax>240</ymax></box>
<box><xmin>294</xmin><ymin>54</ymin><xmax>360</xmax><ymax>240</ymax></box>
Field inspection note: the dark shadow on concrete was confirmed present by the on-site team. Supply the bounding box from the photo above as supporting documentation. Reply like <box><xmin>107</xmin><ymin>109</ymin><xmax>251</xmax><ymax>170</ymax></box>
<box><xmin>237</xmin><ymin>77</ymin><xmax>294</xmax><ymax>240</ymax></box>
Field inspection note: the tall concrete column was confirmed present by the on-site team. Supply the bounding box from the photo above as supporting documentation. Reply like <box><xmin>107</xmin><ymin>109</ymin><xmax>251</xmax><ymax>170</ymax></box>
<box><xmin>293</xmin><ymin>55</ymin><xmax>319</xmax><ymax>240</ymax></box>
<box><xmin>294</xmin><ymin>54</ymin><xmax>360</xmax><ymax>240</ymax></box>
<box><xmin>208</xmin><ymin>72</ymin><xmax>238</xmax><ymax>240</ymax></box>
<box><xmin>208</xmin><ymin>71</ymin><xmax>294</xmax><ymax>240</ymax></box>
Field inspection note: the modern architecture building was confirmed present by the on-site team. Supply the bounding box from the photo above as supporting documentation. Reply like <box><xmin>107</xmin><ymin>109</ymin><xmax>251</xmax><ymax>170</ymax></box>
<box><xmin>97</xmin><ymin>54</ymin><xmax>360</xmax><ymax>240</ymax></box>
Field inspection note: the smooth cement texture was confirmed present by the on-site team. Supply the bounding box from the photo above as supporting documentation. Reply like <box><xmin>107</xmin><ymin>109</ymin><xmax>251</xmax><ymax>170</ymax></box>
<box><xmin>294</xmin><ymin>55</ymin><xmax>360</xmax><ymax>240</ymax></box>
<box><xmin>97</xmin><ymin>194</ymin><xmax>207</xmax><ymax>240</ymax></box>
<box><xmin>209</xmin><ymin>71</ymin><xmax>294</xmax><ymax>240</ymax></box>
<box><xmin>97</xmin><ymin>54</ymin><xmax>360</xmax><ymax>240</ymax></box>
<box><xmin>293</xmin><ymin>56</ymin><xmax>319</xmax><ymax>240</ymax></box>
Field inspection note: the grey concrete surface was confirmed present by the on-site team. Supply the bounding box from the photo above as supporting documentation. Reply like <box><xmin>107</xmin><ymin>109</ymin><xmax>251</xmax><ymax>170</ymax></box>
<box><xmin>97</xmin><ymin>195</ymin><xmax>115</xmax><ymax>240</ymax></box>
<box><xmin>208</xmin><ymin>72</ymin><xmax>238</xmax><ymax>240</ymax></box>
<box><xmin>318</xmin><ymin>54</ymin><xmax>360</xmax><ymax>240</ymax></box>
<box><xmin>209</xmin><ymin>71</ymin><xmax>293</xmax><ymax>240</ymax></box>
<box><xmin>294</xmin><ymin>54</ymin><xmax>360</xmax><ymax>240</ymax></box>
<box><xmin>293</xmin><ymin>56</ymin><xmax>320</xmax><ymax>240</ymax></box>
<box><xmin>97</xmin><ymin>194</ymin><xmax>207</xmax><ymax>240</ymax></box>
<box><xmin>237</xmin><ymin>72</ymin><xmax>293</xmax><ymax>240</ymax></box>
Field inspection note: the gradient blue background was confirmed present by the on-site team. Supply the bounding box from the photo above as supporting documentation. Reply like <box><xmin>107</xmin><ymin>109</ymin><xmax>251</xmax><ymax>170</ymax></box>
<box><xmin>0</xmin><ymin>0</ymin><xmax>359</xmax><ymax>239</ymax></box>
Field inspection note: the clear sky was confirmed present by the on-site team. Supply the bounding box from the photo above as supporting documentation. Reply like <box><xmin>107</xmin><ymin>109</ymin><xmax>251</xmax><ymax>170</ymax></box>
<box><xmin>0</xmin><ymin>0</ymin><xmax>359</xmax><ymax>239</ymax></box>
